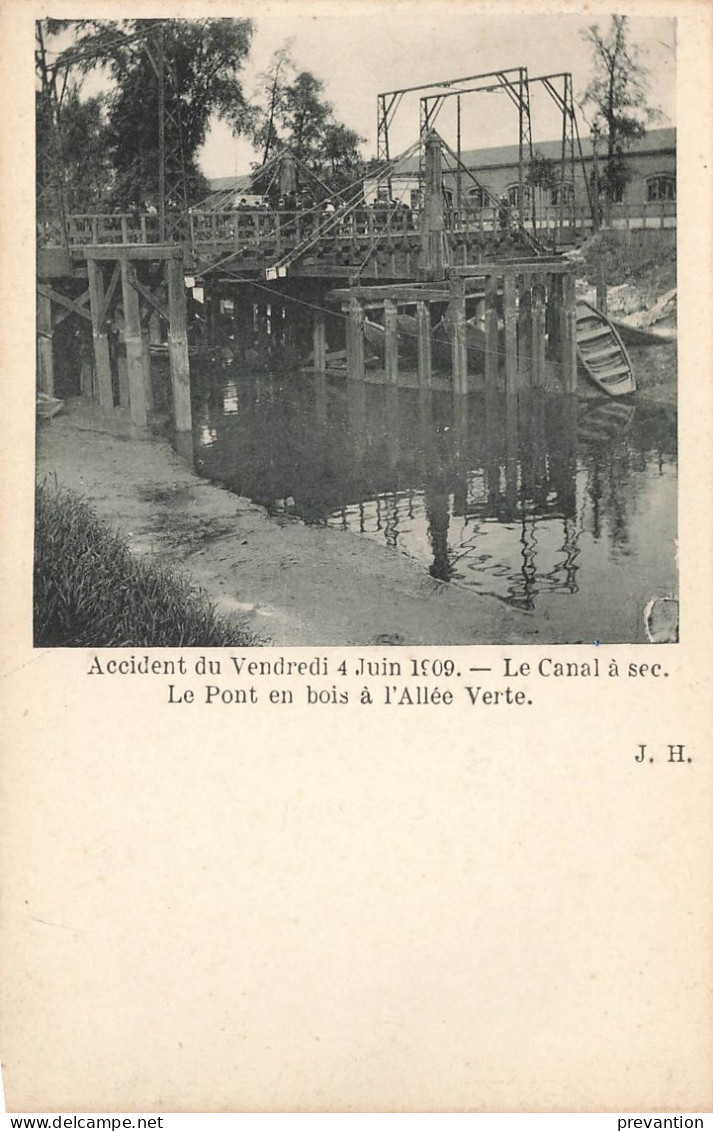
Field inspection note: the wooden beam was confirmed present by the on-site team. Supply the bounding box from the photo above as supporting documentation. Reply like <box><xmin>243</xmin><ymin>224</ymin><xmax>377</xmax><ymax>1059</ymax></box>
<box><xmin>166</xmin><ymin>257</ymin><xmax>192</xmax><ymax>432</ymax></box>
<box><xmin>52</xmin><ymin>289</ymin><xmax>91</xmax><ymax>329</ymax></box>
<box><xmin>129</xmin><ymin>274</ymin><xmax>170</xmax><ymax>323</ymax></box>
<box><xmin>37</xmin><ymin>284</ymin><xmax>93</xmax><ymax>324</ymax></box>
<box><xmin>97</xmin><ymin>264</ymin><xmax>121</xmax><ymax>327</ymax></box>
<box><xmin>86</xmin><ymin>259</ymin><xmax>114</xmax><ymax>409</ymax></box>
<box><xmin>79</xmin><ymin>245</ymin><xmax>182</xmax><ymax>261</ymax></box>
<box><xmin>327</xmin><ymin>284</ymin><xmax>451</xmax><ymax>304</ymax></box>
<box><xmin>517</xmin><ymin>276</ymin><xmax>532</xmax><ymax>389</ymax></box>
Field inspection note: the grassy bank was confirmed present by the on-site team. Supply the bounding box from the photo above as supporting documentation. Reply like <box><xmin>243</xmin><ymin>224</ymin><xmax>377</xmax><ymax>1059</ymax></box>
<box><xmin>34</xmin><ymin>482</ymin><xmax>262</xmax><ymax>648</ymax></box>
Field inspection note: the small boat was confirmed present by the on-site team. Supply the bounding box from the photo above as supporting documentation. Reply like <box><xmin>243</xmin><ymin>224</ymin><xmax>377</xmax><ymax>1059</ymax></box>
<box><xmin>576</xmin><ymin>300</ymin><xmax>636</xmax><ymax>397</ymax></box>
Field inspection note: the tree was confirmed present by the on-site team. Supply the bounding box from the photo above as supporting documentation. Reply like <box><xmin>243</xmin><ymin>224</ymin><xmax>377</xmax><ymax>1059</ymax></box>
<box><xmin>58</xmin><ymin>18</ymin><xmax>255</xmax><ymax>209</ymax></box>
<box><xmin>36</xmin><ymin>20</ymin><xmax>114</xmax><ymax>218</ymax></box>
<box><xmin>250</xmin><ymin>43</ymin><xmax>365</xmax><ymax>197</ymax></box>
<box><xmin>580</xmin><ymin>15</ymin><xmax>661</xmax><ymax>207</ymax></box>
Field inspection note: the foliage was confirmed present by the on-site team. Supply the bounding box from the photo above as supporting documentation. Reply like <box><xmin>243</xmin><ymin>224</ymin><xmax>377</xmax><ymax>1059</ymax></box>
<box><xmin>34</xmin><ymin>483</ymin><xmax>262</xmax><ymax>648</ymax></box>
<box><xmin>580</xmin><ymin>15</ymin><xmax>661</xmax><ymax>203</ymax></box>
<box><xmin>250</xmin><ymin>42</ymin><xmax>365</xmax><ymax>197</ymax></box>
<box><xmin>36</xmin><ymin>21</ymin><xmax>114</xmax><ymax>214</ymax></box>
<box><xmin>51</xmin><ymin>18</ymin><xmax>255</xmax><ymax>208</ymax></box>
<box><xmin>526</xmin><ymin>151</ymin><xmax>558</xmax><ymax>191</ymax></box>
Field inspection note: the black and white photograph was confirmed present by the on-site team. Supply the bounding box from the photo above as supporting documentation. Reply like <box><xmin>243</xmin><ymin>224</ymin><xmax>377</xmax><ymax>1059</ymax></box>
<box><xmin>34</xmin><ymin>10</ymin><xmax>678</xmax><ymax>648</ymax></box>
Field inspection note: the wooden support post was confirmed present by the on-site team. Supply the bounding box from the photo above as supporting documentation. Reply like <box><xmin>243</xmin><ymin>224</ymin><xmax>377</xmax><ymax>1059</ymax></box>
<box><xmin>148</xmin><ymin>312</ymin><xmax>162</xmax><ymax>345</ymax></box>
<box><xmin>87</xmin><ymin>259</ymin><xmax>114</xmax><ymax>409</ymax></box>
<box><xmin>531</xmin><ymin>282</ymin><xmax>546</xmax><ymax>389</ymax></box>
<box><xmin>416</xmin><ymin>300</ymin><xmax>432</xmax><ymax>392</ymax></box>
<box><xmin>421</xmin><ymin>134</ymin><xmax>445</xmax><ymax>280</ymax></box>
<box><xmin>517</xmin><ymin>273</ymin><xmax>532</xmax><ymax>388</ymax></box>
<box><xmin>484</xmin><ymin>273</ymin><xmax>499</xmax><ymax>390</ymax></box>
<box><xmin>313</xmin><ymin>309</ymin><xmax>327</xmax><ymax>372</ymax></box>
<box><xmin>120</xmin><ymin>260</ymin><xmax>151</xmax><ymax>426</ymax></box>
<box><xmin>502</xmin><ymin>273</ymin><xmax>518</xmax><ymax>398</ymax></box>
<box><xmin>450</xmin><ymin>275</ymin><xmax>468</xmax><ymax>396</ymax></box>
<box><xmin>384</xmin><ymin>298</ymin><xmax>399</xmax><ymax>385</ymax></box>
<box><xmin>546</xmin><ymin>273</ymin><xmax>561</xmax><ymax>357</ymax></box>
<box><xmin>561</xmin><ymin>271</ymin><xmax>578</xmax><ymax>394</ymax></box>
<box><xmin>166</xmin><ymin>256</ymin><xmax>192</xmax><ymax>432</ymax></box>
<box><xmin>37</xmin><ymin>289</ymin><xmax>54</xmax><ymax>395</ymax></box>
<box><xmin>346</xmin><ymin>298</ymin><xmax>365</xmax><ymax>383</ymax></box>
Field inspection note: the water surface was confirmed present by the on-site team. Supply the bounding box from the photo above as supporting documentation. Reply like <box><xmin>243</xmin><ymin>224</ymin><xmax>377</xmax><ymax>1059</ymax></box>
<box><xmin>188</xmin><ymin>361</ymin><xmax>677</xmax><ymax>644</ymax></box>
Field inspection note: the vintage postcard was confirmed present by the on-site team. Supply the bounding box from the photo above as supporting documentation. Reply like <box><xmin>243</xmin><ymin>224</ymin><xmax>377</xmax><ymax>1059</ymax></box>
<box><xmin>1</xmin><ymin>0</ymin><xmax>711</xmax><ymax>1115</ymax></box>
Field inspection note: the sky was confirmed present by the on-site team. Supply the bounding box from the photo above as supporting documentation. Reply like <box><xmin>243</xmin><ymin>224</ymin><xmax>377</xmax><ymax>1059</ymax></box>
<box><xmin>197</xmin><ymin>11</ymin><xmax>676</xmax><ymax>180</ymax></box>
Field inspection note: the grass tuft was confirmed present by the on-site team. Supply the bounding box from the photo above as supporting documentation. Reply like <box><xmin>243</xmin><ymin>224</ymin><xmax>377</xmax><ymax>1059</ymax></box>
<box><xmin>34</xmin><ymin>482</ymin><xmax>263</xmax><ymax>648</ymax></box>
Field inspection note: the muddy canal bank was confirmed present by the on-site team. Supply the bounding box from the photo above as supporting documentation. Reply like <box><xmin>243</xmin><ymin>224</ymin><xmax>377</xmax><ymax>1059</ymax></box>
<box><xmin>37</xmin><ymin>399</ymin><xmax>536</xmax><ymax>647</ymax></box>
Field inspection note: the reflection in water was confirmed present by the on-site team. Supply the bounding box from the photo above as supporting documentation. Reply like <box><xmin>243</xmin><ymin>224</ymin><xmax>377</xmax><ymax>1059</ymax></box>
<box><xmin>190</xmin><ymin>358</ymin><xmax>677</xmax><ymax>643</ymax></box>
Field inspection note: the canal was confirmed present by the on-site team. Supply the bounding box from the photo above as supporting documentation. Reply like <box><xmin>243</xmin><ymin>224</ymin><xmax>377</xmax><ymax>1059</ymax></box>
<box><xmin>180</xmin><ymin>357</ymin><xmax>677</xmax><ymax>646</ymax></box>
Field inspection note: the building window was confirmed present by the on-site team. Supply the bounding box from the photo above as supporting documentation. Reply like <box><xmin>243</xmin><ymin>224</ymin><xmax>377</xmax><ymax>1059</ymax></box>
<box><xmin>467</xmin><ymin>186</ymin><xmax>486</xmax><ymax>209</ymax></box>
<box><xmin>507</xmin><ymin>183</ymin><xmax>531</xmax><ymax>208</ymax></box>
<box><xmin>550</xmin><ymin>182</ymin><xmax>574</xmax><ymax>206</ymax></box>
<box><xmin>647</xmin><ymin>174</ymin><xmax>676</xmax><ymax>202</ymax></box>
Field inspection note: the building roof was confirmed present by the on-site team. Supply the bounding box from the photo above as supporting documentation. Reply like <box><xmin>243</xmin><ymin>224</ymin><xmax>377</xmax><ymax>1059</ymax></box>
<box><xmin>207</xmin><ymin>172</ymin><xmax>256</xmax><ymax>193</ymax></box>
<box><xmin>388</xmin><ymin>126</ymin><xmax>676</xmax><ymax>176</ymax></box>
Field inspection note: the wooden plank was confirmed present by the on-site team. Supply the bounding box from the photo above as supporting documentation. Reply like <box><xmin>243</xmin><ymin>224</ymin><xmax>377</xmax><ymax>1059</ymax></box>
<box><xmin>450</xmin><ymin>275</ymin><xmax>468</xmax><ymax>396</ymax></box>
<box><xmin>416</xmin><ymin>301</ymin><xmax>432</xmax><ymax>392</ymax></box>
<box><xmin>384</xmin><ymin>298</ymin><xmax>398</xmax><ymax>385</ymax></box>
<box><xmin>86</xmin><ymin>259</ymin><xmax>114</xmax><ymax>409</ymax></box>
<box><xmin>166</xmin><ymin>257</ymin><xmax>192</xmax><ymax>432</ymax></box>
<box><xmin>484</xmin><ymin>273</ymin><xmax>499</xmax><ymax>390</ymax></box>
<box><xmin>502</xmin><ymin>273</ymin><xmax>517</xmax><ymax>397</ymax></box>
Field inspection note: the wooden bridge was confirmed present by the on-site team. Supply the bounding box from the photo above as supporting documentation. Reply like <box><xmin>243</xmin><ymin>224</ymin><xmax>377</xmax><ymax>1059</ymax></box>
<box><xmin>36</xmin><ymin>135</ymin><xmax>585</xmax><ymax>439</ymax></box>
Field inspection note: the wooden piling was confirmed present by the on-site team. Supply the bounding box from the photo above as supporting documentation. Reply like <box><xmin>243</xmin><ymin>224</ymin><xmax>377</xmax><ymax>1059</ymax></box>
<box><xmin>546</xmin><ymin>273</ymin><xmax>561</xmax><ymax>357</ymax></box>
<box><xmin>517</xmin><ymin>276</ymin><xmax>532</xmax><ymax>389</ymax></box>
<box><xmin>531</xmin><ymin>282</ymin><xmax>546</xmax><ymax>388</ymax></box>
<box><xmin>450</xmin><ymin>275</ymin><xmax>468</xmax><ymax>396</ymax></box>
<box><xmin>87</xmin><ymin>259</ymin><xmax>114</xmax><ymax>409</ymax></box>
<box><xmin>121</xmin><ymin>260</ymin><xmax>150</xmax><ymax>426</ymax></box>
<box><xmin>166</xmin><ymin>255</ymin><xmax>192</xmax><ymax>432</ymax></box>
<box><xmin>416</xmin><ymin>300</ymin><xmax>432</xmax><ymax>391</ymax></box>
<box><xmin>384</xmin><ymin>298</ymin><xmax>399</xmax><ymax>385</ymax></box>
<box><xmin>502</xmin><ymin>273</ymin><xmax>517</xmax><ymax>397</ymax></box>
<box><xmin>484</xmin><ymin>273</ymin><xmax>499</xmax><ymax>390</ymax></box>
<box><xmin>37</xmin><ymin>289</ymin><xmax>54</xmax><ymax>395</ymax></box>
<box><xmin>313</xmin><ymin>308</ymin><xmax>327</xmax><ymax>371</ymax></box>
<box><xmin>346</xmin><ymin>298</ymin><xmax>365</xmax><ymax>383</ymax></box>
<box><xmin>561</xmin><ymin>271</ymin><xmax>578</xmax><ymax>394</ymax></box>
